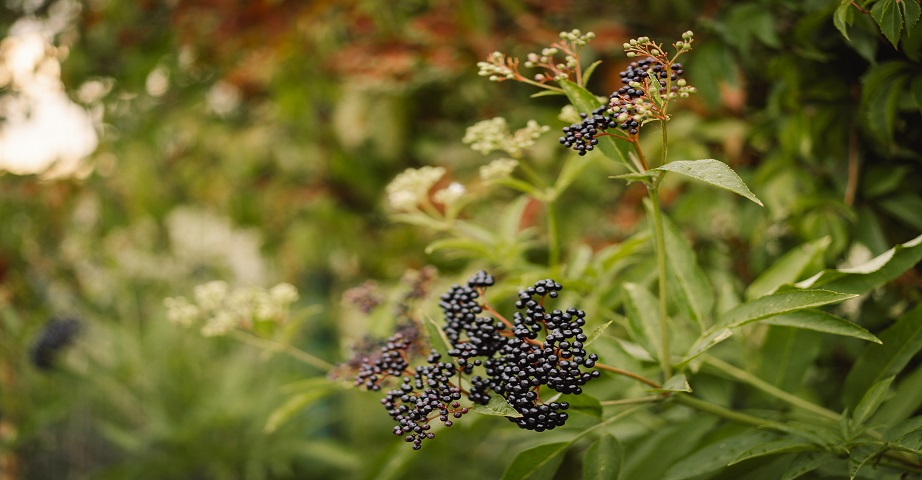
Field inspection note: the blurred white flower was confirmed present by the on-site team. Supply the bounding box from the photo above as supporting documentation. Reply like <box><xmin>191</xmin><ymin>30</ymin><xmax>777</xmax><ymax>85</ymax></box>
<box><xmin>479</xmin><ymin>158</ymin><xmax>519</xmax><ymax>181</ymax></box>
<box><xmin>385</xmin><ymin>166</ymin><xmax>446</xmax><ymax>211</ymax></box>
<box><xmin>462</xmin><ymin>117</ymin><xmax>549</xmax><ymax>158</ymax></box>
<box><xmin>194</xmin><ymin>281</ymin><xmax>229</xmax><ymax>311</ymax></box>
<box><xmin>433</xmin><ymin>182</ymin><xmax>466</xmax><ymax>206</ymax></box>
<box><xmin>164</xmin><ymin>297</ymin><xmax>201</xmax><ymax>327</ymax></box>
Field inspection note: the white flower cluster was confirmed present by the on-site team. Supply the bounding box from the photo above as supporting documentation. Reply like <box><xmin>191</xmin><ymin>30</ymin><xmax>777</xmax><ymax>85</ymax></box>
<box><xmin>385</xmin><ymin>166</ymin><xmax>446</xmax><ymax>211</ymax></box>
<box><xmin>479</xmin><ymin>158</ymin><xmax>519</xmax><ymax>181</ymax></box>
<box><xmin>462</xmin><ymin>117</ymin><xmax>550</xmax><ymax>158</ymax></box>
<box><xmin>164</xmin><ymin>281</ymin><xmax>299</xmax><ymax>337</ymax></box>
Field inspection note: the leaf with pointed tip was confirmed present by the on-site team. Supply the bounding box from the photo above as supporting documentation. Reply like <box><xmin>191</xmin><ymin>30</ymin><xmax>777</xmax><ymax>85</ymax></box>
<box><xmin>677</xmin><ymin>329</ymin><xmax>733</xmax><ymax>368</ymax></box>
<box><xmin>472</xmin><ymin>395</ymin><xmax>523</xmax><ymax>417</ymax></box>
<box><xmin>872</xmin><ymin>0</ymin><xmax>902</xmax><ymax>48</ymax></box>
<box><xmin>623</xmin><ymin>282</ymin><xmax>661</xmax><ymax>361</ymax></box>
<box><xmin>530</xmin><ymin>89</ymin><xmax>566</xmax><ymax>98</ymax></box>
<box><xmin>501</xmin><ymin>442</ymin><xmax>569</xmax><ymax>480</ymax></box>
<box><xmin>654</xmin><ymin>159</ymin><xmax>763</xmax><ymax>206</ymax></box>
<box><xmin>848</xmin><ymin>443</ymin><xmax>886</xmax><ymax>480</ymax></box>
<box><xmin>795</xmin><ymin>234</ymin><xmax>922</xmax><ymax>295</ymax></box>
<box><xmin>582</xmin><ymin>60</ymin><xmax>603</xmax><ymax>85</ymax></box>
<box><xmin>904</xmin><ymin>0</ymin><xmax>921</xmax><ymax>34</ymax></box>
<box><xmin>852</xmin><ymin>375</ymin><xmax>895</xmax><ymax>427</ymax></box>
<box><xmin>834</xmin><ymin>0</ymin><xmax>855</xmax><ymax>40</ymax></box>
<box><xmin>264</xmin><ymin>382</ymin><xmax>336</xmax><ymax>433</ymax></box>
<box><xmin>654</xmin><ymin>373</ymin><xmax>691</xmax><ymax>393</ymax></box>
<box><xmin>717</xmin><ymin>289</ymin><xmax>857</xmax><ymax>329</ymax></box>
<box><xmin>760</xmin><ymin>310</ymin><xmax>880</xmax><ymax>344</ymax></box>
<box><xmin>729</xmin><ymin>438</ymin><xmax>820</xmax><ymax>465</ymax></box>
<box><xmin>585</xmin><ymin>320</ymin><xmax>613</xmax><ymax>347</ymax></box>
<box><xmin>583</xmin><ymin>434</ymin><xmax>623</xmax><ymax>480</ymax></box>
<box><xmin>780</xmin><ymin>452</ymin><xmax>840</xmax><ymax>480</ymax></box>
<box><xmin>843</xmin><ymin>305</ymin><xmax>922</xmax><ymax>409</ymax></box>
<box><xmin>660</xmin><ymin>211</ymin><xmax>714</xmax><ymax>328</ymax></box>
<box><xmin>661</xmin><ymin>431</ymin><xmax>778</xmax><ymax>480</ymax></box>
<box><xmin>745</xmin><ymin>237</ymin><xmax>830</xmax><ymax>300</ymax></box>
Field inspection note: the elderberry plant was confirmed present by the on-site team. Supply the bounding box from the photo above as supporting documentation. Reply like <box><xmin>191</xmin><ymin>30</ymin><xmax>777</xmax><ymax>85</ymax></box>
<box><xmin>364</xmin><ymin>28</ymin><xmax>922</xmax><ymax>479</ymax></box>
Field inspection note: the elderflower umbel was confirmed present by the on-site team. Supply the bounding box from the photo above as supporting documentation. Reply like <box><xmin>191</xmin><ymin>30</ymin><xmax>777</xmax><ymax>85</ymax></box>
<box><xmin>463</xmin><ymin>118</ymin><xmax>550</xmax><ymax>158</ymax></box>
<box><xmin>480</xmin><ymin>158</ymin><xmax>519</xmax><ymax>181</ymax></box>
<box><xmin>164</xmin><ymin>281</ymin><xmax>302</xmax><ymax>337</ymax></box>
<box><xmin>385</xmin><ymin>166</ymin><xmax>446</xmax><ymax>211</ymax></box>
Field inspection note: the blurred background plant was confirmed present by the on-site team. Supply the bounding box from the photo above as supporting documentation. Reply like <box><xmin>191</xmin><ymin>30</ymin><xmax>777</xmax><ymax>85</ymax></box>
<box><xmin>0</xmin><ymin>0</ymin><xmax>920</xmax><ymax>479</ymax></box>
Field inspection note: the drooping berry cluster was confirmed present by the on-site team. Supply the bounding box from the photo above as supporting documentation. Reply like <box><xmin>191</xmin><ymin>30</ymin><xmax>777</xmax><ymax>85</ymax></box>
<box><xmin>31</xmin><ymin>316</ymin><xmax>82</xmax><ymax>370</ymax></box>
<box><xmin>470</xmin><ymin>279</ymin><xmax>600</xmax><ymax>431</ymax></box>
<box><xmin>559</xmin><ymin>106</ymin><xmax>619</xmax><ymax>156</ymax></box>
<box><xmin>382</xmin><ymin>350</ymin><xmax>469</xmax><ymax>450</ymax></box>
<box><xmin>439</xmin><ymin>271</ymin><xmax>506</xmax><ymax>363</ymax></box>
<box><xmin>347</xmin><ymin>271</ymin><xmax>601</xmax><ymax>449</ymax></box>
<box><xmin>560</xmin><ymin>33</ymin><xmax>697</xmax><ymax>156</ymax></box>
<box><xmin>353</xmin><ymin>325</ymin><xmax>420</xmax><ymax>391</ymax></box>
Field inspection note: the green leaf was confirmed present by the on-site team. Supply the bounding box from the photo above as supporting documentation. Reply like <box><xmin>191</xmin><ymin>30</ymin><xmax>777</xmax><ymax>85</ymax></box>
<box><xmin>530</xmin><ymin>89</ymin><xmax>566</xmax><ymax>98</ymax></box>
<box><xmin>903</xmin><ymin>0</ymin><xmax>921</xmax><ymax>34</ymax></box>
<box><xmin>756</xmin><ymin>327</ymin><xmax>822</xmax><ymax>392</ymax></box>
<box><xmin>653</xmin><ymin>159</ymin><xmax>763</xmax><ymax>206</ymax></box>
<box><xmin>501</xmin><ymin>442</ymin><xmax>569</xmax><ymax>480</ymax></box>
<box><xmin>472</xmin><ymin>395</ymin><xmax>523</xmax><ymax>417</ymax></box>
<box><xmin>852</xmin><ymin>375</ymin><xmax>895</xmax><ymax>427</ymax></box>
<box><xmin>661</xmin><ymin>211</ymin><xmax>715</xmax><ymax>328</ymax></box>
<box><xmin>559</xmin><ymin>79</ymin><xmax>632</xmax><ymax>167</ymax></box>
<box><xmin>874</xmin><ymin>366</ymin><xmax>922</xmax><ymax>426</ymax></box>
<box><xmin>745</xmin><ymin>237</ymin><xmax>831</xmax><ymax>300</ymax></box>
<box><xmin>264</xmin><ymin>386</ymin><xmax>334</xmax><ymax>433</ymax></box>
<box><xmin>654</xmin><ymin>373</ymin><xmax>692</xmax><ymax>393</ymax></box>
<box><xmin>760</xmin><ymin>310</ymin><xmax>881</xmax><ymax>344</ymax></box>
<box><xmin>554</xmin><ymin>151</ymin><xmax>596</xmax><ymax>197</ymax></box>
<box><xmin>423</xmin><ymin>315</ymin><xmax>452</xmax><ymax>359</ymax></box>
<box><xmin>879</xmin><ymin>193</ymin><xmax>922</xmax><ymax>231</ymax></box>
<box><xmin>872</xmin><ymin>0</ymin><xmax>903</xmax><ymax>48</ymax></box>
<box><xmin>848</xmin><ymin>443</ymin><xmax>885</xmax><ymax>480</ymax></box>
<box><xmin>490</xmin><ymin>177</ymin><xmax>542</xmax><ymax>197</ymax></box>
<box><xmin>647</xmin><ymin>70</ymin><xmax>664</xmax><ymax>107</ymax></box>
<box><xmin>626</xmin><ymin>416</ymin><xmax>719</xmax><ymax>480</ymax></box>
<box><xmin>561</xmin><ymin>393</ymin><xmax>602</xmax><ymax>428</ymax></box>
<box><xmin>584</xmin><ymin>320</ymin><xmax>613</xmax><ymax>347</ymax></box>
<box><xmin>911</xmin><ymin>75</ymin><xmax>922</xmax><ymax>113</ymax></box>
<box><xmin>729</xmin><ymin>438</ymin><xmax>820</xmax><ymax>465</ymax></box>
<box><xmin>861</xmin><ymin>61</ymin><xmax>911</xmax><ymax>142</ymax></box>
<box><xmin>780</xmin><ymin>452</ymin><xmax>840</xmax><ymax>480</ymax></box>
<box><xmin>677</xmin><ymin>328</ymin><xmax>733</xmax><ymax>368</ymax></box>
<box><xmin>796</xmin><ymin>233</ymin><xmax>922</xmax><ymax>294</ymax></box>
<box><xmin>843</xmin><ymin>305</ymin><xmax>922</xmax><ymax>409</ymax></box>
<box><xmin>717</xmin><ymin>289</ymin><xmax>857</xmax><ymax>329</ymax></box>
<box><xmin>583</xmin><ymin>434</ymin><xmax>623</xmax><ymax>480</ymax></box>
<box><xmin>582</xmin><ymin>60</ymin><xmax>603</xmax><ymax>85</ymax></box>
<box><xmin>623</xmin><ymin>283</ymin><xmax>662</xmax><ymax>361</ymax></box>
<box><xmin>661</xmin><ymin>431</ymin><xmax>778</xmax><ymax>480</ymax></box>
<box><xmin>425</xmin><ymin>237</ymin><xmax>492</xmax><ymax>257</ymax></box>
<box><xmin>834</xmin><ymin>0</ymin><xmax>855</xmax><ymax>40</ymax></box>
<box><xmin>610</xmin><ymin>171</ymin><xmax>657</xmax><ymax>184</ymax></box>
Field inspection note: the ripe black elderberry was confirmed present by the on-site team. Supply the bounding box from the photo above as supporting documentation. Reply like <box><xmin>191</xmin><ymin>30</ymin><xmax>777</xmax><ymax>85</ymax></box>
<box><xmin>31</xmin><ymin>316</ymin><xmax>82</xmax><ymax>370</ymax></box>
<box><xmin>439</xmin><ymin>271</ymin><xmax>507</xmax><ymax>363</ymax></box>
<box><xmin>472</xmin><ymin>278</ymin><xmax>600</xmax><ymax>431</ymax></box>
<box><xmin>382</xmin><ymin>350</ymin><xmax>468</xmax><ymax>450</ymax></box>
<box><xmin>353</xmin><ymin>324</ymin><xmax>420</xmax><ymax>391</ymax></box>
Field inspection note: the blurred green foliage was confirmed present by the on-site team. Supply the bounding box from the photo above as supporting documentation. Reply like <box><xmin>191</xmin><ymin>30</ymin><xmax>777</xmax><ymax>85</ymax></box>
<box><xmin>0</xmin><ymin>0</ymin><xmax>920</xmax><ymax>479</ymax></box>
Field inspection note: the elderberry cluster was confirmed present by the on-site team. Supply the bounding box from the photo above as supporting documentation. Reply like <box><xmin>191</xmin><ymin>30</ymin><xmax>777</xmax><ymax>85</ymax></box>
<box><xmin>348</xmin><ymin>271</ymin><xmax>601</xmax><ymax>449</ymax></box>
<box><xmin>471</xmin><ymin>279</ymin><xmax>600</xmax><ymax>431</ymax></box>
<box><xmin>560</xmin><ymin>57</ymin><xmax>689</xmax><ymax>155</ymax></box>
<box><xmin>383</xmin><ymin>350</ymin><xmax>469</xmax><ymax>450</ymax></box>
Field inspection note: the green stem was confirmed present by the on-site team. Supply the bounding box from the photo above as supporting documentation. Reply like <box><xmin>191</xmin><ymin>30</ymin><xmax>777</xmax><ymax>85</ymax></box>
<box><xmin>673</xmin><ymin>394</ymin><xmax>787</xmax><ymax>430</ymax></box>
<box><xmin>660</xmin><ymin>120</ymin><xmax>669</xmax><ymax>167</ymax></box>
<box><xmin>648</xmin><ymin>180</ymin><xmax>671</xmax><ymax>380</ymax></box>
<box><xmin>546</xmin><ymin>200</ymin><xmax>560</xmax><ymax>269</ymax></box>
<box><xmin>704</xmin><ymin>356</ymin><xmax>840</xmax><ymax>422</ymax></box>
<box><xmin>230</xmin><ymin>330</ymin><xmax>334</xmax><ymax>371</ymax></box>
<box><xmin>595</xmin><ymin>362</ymin><xmax>662</xmax><ymax>389</ymax></box>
